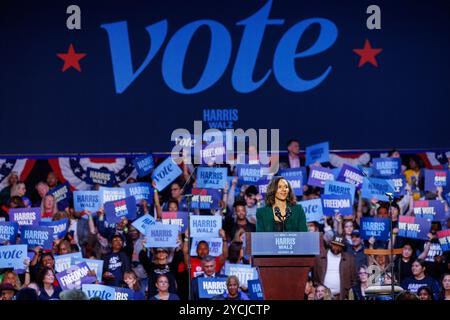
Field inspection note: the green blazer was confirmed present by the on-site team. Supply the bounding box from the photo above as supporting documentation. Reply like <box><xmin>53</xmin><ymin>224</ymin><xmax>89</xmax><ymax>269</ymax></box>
<box><xmin>256</xmin><ymin>204</ymin><xmax>307</xmax><ymax>232</ymax></box>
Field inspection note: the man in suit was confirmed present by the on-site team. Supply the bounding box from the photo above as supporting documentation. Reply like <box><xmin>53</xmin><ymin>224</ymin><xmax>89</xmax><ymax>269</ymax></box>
<box><xmin>191</xmin><ymin>255</ymin><xmax>227</xmax><ymax>300</ymax></box>
<box><xmin>279</xmin><ymin>139</ymin><xmax>304</xmax><ymax>169</ymax></box>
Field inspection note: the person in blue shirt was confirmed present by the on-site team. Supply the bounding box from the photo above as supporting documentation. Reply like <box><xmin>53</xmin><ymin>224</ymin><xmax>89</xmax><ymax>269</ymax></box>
<box><xmin>212</xmin><ymin>275</ymin><xmax>250</xmax><ymax>300</ymax></box>
<box><xmin>102</xmin><ymin>234</ymin><xmax>131</xmax><ymax>287</ymax></box>
<box><xmin>400</xmin><ymin>259</ymin><xmax>441</xmax><ymax>300</ymax></box>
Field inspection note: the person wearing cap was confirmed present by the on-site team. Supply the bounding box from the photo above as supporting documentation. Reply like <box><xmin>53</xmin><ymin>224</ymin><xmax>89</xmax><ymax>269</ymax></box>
<box><xmin>313</xmin><ymin>234</ymin><xmax>357</xmax><ymax>300</ymax></box>
<box><xmin>256</xmin><ymin>176</ymin><xmax>307</xmax><ymax>232</ymax></box>
<box><xmin>0</xmin><ymin>283</ymin><xmax>18</xmax><ymax>300</ymax></box>
<box><xmin>346</xmin><ymin>229</ymin><xmax>368</xmax><ymax>272</ymax></box>
<box><xmin>102</xmin><ymin>233</ymin><xmax>131</xmax><ymax>287</ymax></box>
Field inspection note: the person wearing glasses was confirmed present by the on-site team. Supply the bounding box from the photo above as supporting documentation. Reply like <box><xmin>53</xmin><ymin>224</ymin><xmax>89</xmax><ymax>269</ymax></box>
<box><xmin>348</xmin><ymin>265</ymin><xmax>370</xmax><ymax>300</ymax></box>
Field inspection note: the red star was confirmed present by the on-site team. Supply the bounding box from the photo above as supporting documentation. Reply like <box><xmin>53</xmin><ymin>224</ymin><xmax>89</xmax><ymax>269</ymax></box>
<box><xmin>57</xmin><ymin>44</ymin><xmax>87</xmax><ymax>72</ymax></box>
<box><xmin>353</xmin><ymin>39</ymin><xmax>383</xmax><ymax>67</ymax></box>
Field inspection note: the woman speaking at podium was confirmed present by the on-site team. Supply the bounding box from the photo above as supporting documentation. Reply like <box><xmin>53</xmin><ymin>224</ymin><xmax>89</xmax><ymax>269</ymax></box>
<box><xmin>256</xmin><ymin>176</ymin><xmax>307</xmax><ymax>232</ymax></box>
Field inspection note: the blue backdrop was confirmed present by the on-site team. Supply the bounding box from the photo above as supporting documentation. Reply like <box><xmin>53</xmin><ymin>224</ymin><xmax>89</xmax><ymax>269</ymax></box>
<box><xmin>1</xmin><ymin>0</ymin><xmax>449</xmax><ymax>153</ymax></box>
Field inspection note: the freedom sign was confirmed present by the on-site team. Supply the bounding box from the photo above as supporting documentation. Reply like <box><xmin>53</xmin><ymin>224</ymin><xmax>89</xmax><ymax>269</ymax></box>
<box><xmin>256</xmin><ymin>178</ymin><xmax>271</xmax><ymax>196</ymax></box>
<box><xmin>299</xmin><ymin>199</ymin><xmax>323</xmax><ymax>223</ymax></box>
<box><xmin>0</xmin><ymin>221</ymin><xmax>19</xmax><ymax>244</ymax></box>
<box><xmin>224</xmin><ymin>263</ymin><xmax>258</xmax><ymax>287</ymax></box>
<box><xmin>321</xmin><ymin>194</ymin><xmax>353</xmax><ymax>216</ymax></box>
<box><xmin>104</xmin><ymin>196</ymin><xmax>137</xmax><ymax>224</ymax></box>
<box><xmin>9</xmin><ymin>208</ymin><xmax>41</xmax><ymax>227</ymax></box>
<box><xmin>190</xmin><ymin>215</ymin><xmax>222</xmax><ymax>237</ymax></box>
<box><xmin>131</xmin><ymin>214</ymin><xmax>156</xmax><ymax>234</ymax></box>
<box><xmin>48</xmin><ymin>182</ymin><xmax>72</xmax><ymax>211</ymax></box>
<box><xmin>73</xmin><ymin>190</ymin><xmax>101</xmax><ymax>213</ymax></box>
<box><xmin>398</xmin><ymin>216</ymin><xmax>431</xmax><ymax>240</ymax></box>
<box><xmin>336</xmin><ymin>164</ymin><xmax>364</xmax><ymax>190</ymax></box>
<box><xmin>20</xmin><ymin>226</ymin><xmax>53</xmax><ymax>250</ymax></box>
<box><xmin>307</xmin><ymin>166</ymin><xmax>335</xmax><ymax>188</ymax></box>
<box><xmin>72</xmin><ymin>257</ymin><xmax>104</xmax><ymax>282</ymax></box>
<box><xmin>361</xmin><ymin>177</ymin><xmax>395</xmax><ymax>202</ymax></box>
<box><xmin>56</xmin><ymin>262</ymin><xmax>97</xmax><ymax>290</ymax></box>
<box><xmin>198</xmin><ymin>277</ymin><xmax>227</xmax><ymax>299</ymax></box>
<box><xmin>99</xmin><ymin>187</ymin><xmax>127</xmax><ymax>205</ymax></box>
<box><xmin>161</xmin><ymin>211</ymin><xmax>188</xmax><ymax>233</ymax></box>
<box><xmin>133</xmin><ymin>154</ymin><xmax>154</xmax><ymax>177</ymax></box>
<box><xmin>305</xmin><ymin>141</ymin><xmax>329</xmax><ymax>166</ymax></box>
<box><xmin>196</xmin><ymin>167</ymin><xmax>227</xmax><ymax>189</ymax></box>
<box><xmin>86</xmin><ymin>167</ymin><xmax>116</xmax><ymax>186</ymax></box>
<box><xmin>413</xmin><ymin>200</ymin><xmax>446</xmax><ymax>221</ymax></box>
<box><xmin>40</xmin><ymin>218</ymin><xmax>68</xmax><ymax>240</ymax></box>
<box><xmin>190</xmin><ymin>188</ymin><xmax>222</xmax><ymax>210</ymax></box>
<box><xmin>190</xmin><ymin>238</ymin><xmax>223</xmax><ymax>257</ymax></box>
<box><xmin>372</xmin><ymin>158</ymin><xmax>401</xmax><ymax>177</ymax></box>
<box><xmin>324</xmin><ymin>180</ymin><xmax>355</xmax><ymax>205</ymax></box>
<box><xmin>360</xmin><ymin>218</ymin><xmax>391</xmax><ymax>240</ymax></box>
<box><xmin>437</xmin><ymin>230</ymin><xmax>450</xmax><ymax>252</ymax></box>
<box><xmin>145</xmin><ymin>223</ymin><xmax>179</xmax><ymax>248</ymax></box>
<box><xmin>279</xmin><ymin>168</ymin><xmax>303</xmax><ymax>196</ymax></box>
<box><xmin>151</xmin><ymin>156</ymin><xmax>183</xmax><ymax>191</ymax></box>
<box><xmin>424</xmin><ymin>169</ymin><xmax>448</xmax><ymax>192</ymax></box>
<box><xmin>124</xmin><ymin>182</ymin><xmax>153</xmax><ymax>205</ymax></box>
<box><xmin>0</xmin><ymin>244</ymin><xmax>27</xmax><ymax>270</ymax></box>
<box><xmin>55</xmin><ymin>252</ymin><xmax>83</xmax><ymax>273</ymax></box>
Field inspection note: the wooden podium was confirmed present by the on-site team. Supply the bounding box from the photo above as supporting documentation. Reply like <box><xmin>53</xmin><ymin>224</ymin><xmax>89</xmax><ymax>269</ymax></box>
<box><xmin>246</xmin><ymin>232</ymin><xmax>323</xmax><ymax>300</ymax></box>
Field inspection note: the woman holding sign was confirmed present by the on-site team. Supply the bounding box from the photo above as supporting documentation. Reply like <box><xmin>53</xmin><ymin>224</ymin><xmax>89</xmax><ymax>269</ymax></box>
<box><xmin>256</xmin><ymin>176</ymin><xmax>307</xmax><ymax>232</ymax></box>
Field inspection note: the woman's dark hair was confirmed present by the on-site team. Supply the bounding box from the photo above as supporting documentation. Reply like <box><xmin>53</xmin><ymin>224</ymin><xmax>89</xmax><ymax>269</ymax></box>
<box><xmin>438</xmin><ymin>273</ymin><xmax>450</xmax><ymax>300</ymax></box>
<box><xmin>413</xmin><ymin>259</ymin><xmax>427</xmax><ymax>272</ymax></box>
<box><xmin>227</xmin><ymin>241</ymin><xmax>243</xmax><ymax>264</ymax></box>
<box><xmin>124</xmin><ymin>270</ymin><xmax>141</xmax><ymax>291</ymax></box>
<box><xmin>167</xmin><ymin>199</ymin><xmax>179</xmax><ymax>210</ymax></box>
<box><xmin>417</xmin><ymin>286</ymin><xmax>434</xmax><ymax>300</ymax></box>
<box><xmin>155</xmin><ymin>274</ymin><xmax>169</xmax><ymax>284</ymax></box>
<box><xmin>388</xmin><ymin>149</ymin><xmax>399</xmax><ymax>157</ymax></box>
<box><xmin>264</xmin><ymin>176</ymin><xmax>297</xmax><ymax>207</ymax></box>
<box><xmin>36</xmin><ymin>267</ymin><xmax>55</xmax><ymax>288</ymax></box>
<box><xmin>39</xmin><ymin>252</ymin><xmax>54</xmax><ymax>266</ymax></box>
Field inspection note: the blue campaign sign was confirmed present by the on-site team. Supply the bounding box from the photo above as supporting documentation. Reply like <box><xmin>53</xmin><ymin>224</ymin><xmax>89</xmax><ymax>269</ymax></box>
<box><xmin>124</xmin><ymin>182</ymin><xmax>154</xmax><ymax>205</ymax></box>
<box><xmin>73</xmin><ymin>190</ymin><xmax>101</xmax><ymax>213</ymax></box>
<box><xmin>0</xmin><ymin>244</ymin><xmax>28</xmax><ymax>270</ymax></box>
<box><xmin>307</xmin><ymin>166</ymin><xmax>335</xmax><ymax>188</ymax></box>
<box><xmin>236</xmin><ymin>164</ymin><xmax>266</xmax><ymax>184</ymax></box>
<box><xmin>305</xmin><ymin>142</ymin><xmax>329</xmax><ymax>166</ymax></box>
<box><xmin>20</xmin><ymin>226</ymin><xmax>53</xmax><ymax>250</ymax></box>
<box><xmin>9</xmin><ymin>208</ymin><xmax>41</xmax><ymax>227</ymax></box>
<box><xmin>131</xmin><ymin>214</ymin><xmax>157</xmax><ymax>234</ymax></box>
<box><xmin>99</xmin><ymin>186</ymin><xmax>127</xmax><ymax>205</ymax></box>
<box><xmin>279</xmin><ymin>168</ymin><xmax>303</xmax><ymax>196</ymax></box>
<box><xmin>72</xmin><ymin>257</ymin><xmax>104</xmax><ymax>282</ymax></box>
<box><xmin>360</xmin><ymin>218</ymin><xmax>391</xmax><ymax>240</ymax></box>
<box><xmin>358</xmin><ymin>166</ymin><xmax>373</xmax><ymax>178</ymax></box>
<box><xmin>114</xmin><ymin>287</ymin><xmax>135</xmax><ymax>300</ymax></box>
<box><xmin>40</xmin><ymin>218</ymin><xmax>69</xmax><ymax>240</ymax></box>
<box><xmin>247</xmin><ymin>279</ymin><xmax>264</xmax><ymax>300</ymax></box>
<box><xmin>256</xmin><ymin>178</ymin><xmax>271</xmax><ymax>196</ymax></box>
<box><xmin>161</xmin><ymin>211</ymin><xmax>188</xmax><ymax>233</ymax></box>
<box><xmin>224</xmin><ymin>263</ymin><xmax>258</xmax><ymax>287</ymax></box>
<box><xmin>190</xmin><ymin>215</ymin><xmax>222</xmax><ymax>237</ymax></box>
<box><xmin>324</xmin><ymin>180</ymin><xmax>355</xmax><ymax>205</ymax></box>
<box><xmin>424</xmin><ymin>169</ymin><xmax>448</xmax><ymax>192</ymax></box>
<box><xmin>56</xmin><ymin>262</ymin><xmax>97</xmax><ymax>290</ymax></box>
<box><xmin>337</xmin><ymin>164</ymin><xmax>365</xmax><ymax>190</ymax></box>
<box><xmin>145</xmin><ymin>223</ymin><xmax>179</xmax><ymax>248</ymax></box>
<box><xmin>412</xmin><ymin>200</ymin><xmax>446</xmax><ymax>221</ymax></box>
<box><xmin>198</xmin><ymin>277</ymin><xmax>227</xmax><ymax>299</ymax></box>
<box><xmin>299</xmin><ymin>199</ymin><xmax>323</xmax><ymax>223</ymax></box>
<box><xmin>398</xmin><ymin>216</ymin><xmax>431</xmax><ymax>241</ymax></box>
<box><xmin>86</xmin><ymin>167</ymin><xmax>116</xmax><ymax>186</ymax></box>
<box><xmin>82</xmin><ymin>284</ymin><xmax>116</xmax><ymax>300</ymax></box>
<box><xmin>55</xmin><ymin>252</ymin><xmax>83</xmax><ymax>273</ymax></box>
<box><xmin>361</xmin><ymin>177</ymin><xmax>395</xmax><ymax>202</ymax></box>
<box><xmin>437</xmin><ymin>230</ymin><xmax>450</xmax><ymax>252</ymax></box>
<box><xmin>190</xmin><ymin>238</ymin><xmax>223</xmax><ymax>257</ymax></box>
<box><xmin>48</xmin><ymin>182</ymin><xmax>72</xmax><ymax>211</ymax></box>
<box><xmin>321</xmin><ymin>194</ymin><xmax>353</xmax><ymax>216</ymax></box>
<box><xmin>196</xmin><ymin>167</ymin><xmax>227</xmax><ymax>189</ymax></box>
<box><xmin>388</xmin><ymin>175</ymin><xmax>407</xmax><ymax>197</ymax></box>
<box><xmin>372</xmin><ymin>158</ymin><xmax>401</xmax><ymax>177</ymax></box>
<box><xmin>133</xmin><ymin>154</ymin><xmax>154</xmax><ymax>177</ymax></box>
<box><xmin>104</xmin><ymin>196</ymin><xmax>137</xmax><ymax>224</ymax></box>
<box><xmin>191</xmin><ymin>188</ymin><xmax>222</xmax><ymax>210</ymax></box>
<box><xmin>0</xmin><ymin>221</ymin><xmax>19</xmax><ymax>244</ymax></box>
<box><xmin>151</xmin><ymin>156</ymin><xmax>183</xmax><ymax>191</ymax></box>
